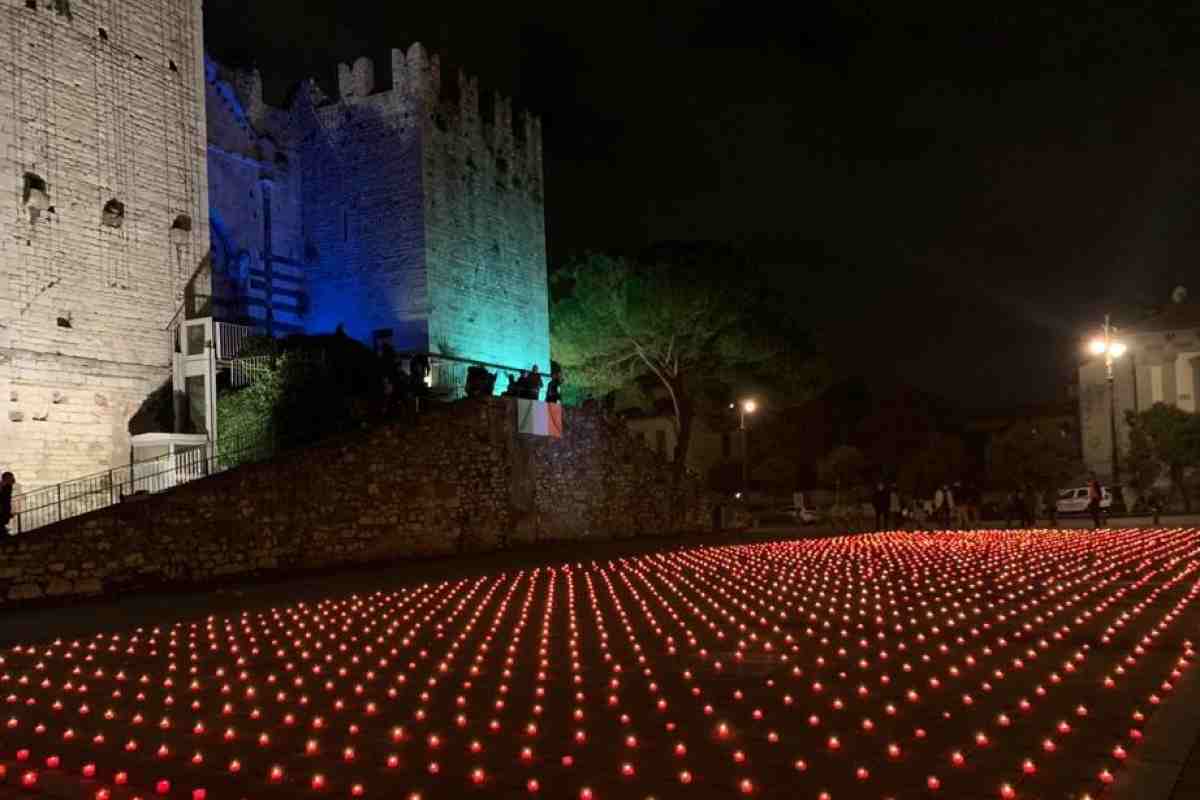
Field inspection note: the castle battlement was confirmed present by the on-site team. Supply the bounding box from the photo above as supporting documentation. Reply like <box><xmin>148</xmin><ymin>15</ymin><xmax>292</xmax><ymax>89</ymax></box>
<box><xmin>324</xmin><ymin>44</ymin><xmax>543</xmax><ymax>171</ymax></box>
<box><xmin>204</xmin><ymin>39</ymin><xmax>549</xmax><ymax>385</ymax></box>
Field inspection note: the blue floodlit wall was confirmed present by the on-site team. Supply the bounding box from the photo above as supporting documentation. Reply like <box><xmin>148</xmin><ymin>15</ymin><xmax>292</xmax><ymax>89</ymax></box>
<box><xmin>205</xmin><ymin>60</ymin><xmax>307</xmax><ymax>333</ymax></box>
<box><xmin>203</xmin><ymin>46</ymin><xmax>551</xmax><ymax>375</ymax></box>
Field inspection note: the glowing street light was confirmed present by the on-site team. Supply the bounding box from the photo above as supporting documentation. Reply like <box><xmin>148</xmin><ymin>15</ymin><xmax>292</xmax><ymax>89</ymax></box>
<box><xmin>732</xmin><ymin>398</ymin><xmax>759</xmax><ymax>497</ymax></box>
<box><xmin>1088</xmin><ymin>315</ymin><xmax>1126</xmax><ymax>485</ymax></box>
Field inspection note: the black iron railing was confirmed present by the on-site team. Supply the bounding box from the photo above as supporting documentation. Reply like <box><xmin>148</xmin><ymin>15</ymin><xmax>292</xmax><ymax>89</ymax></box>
<box><xmin>397</xmin><ymin>351</ymin><xmax>544</xmax><ymax>401</ymax></box>
<box><xmin>9</xmin><ymin>426</ymin><xmax>278</xmax><ymax>535</ymax></box>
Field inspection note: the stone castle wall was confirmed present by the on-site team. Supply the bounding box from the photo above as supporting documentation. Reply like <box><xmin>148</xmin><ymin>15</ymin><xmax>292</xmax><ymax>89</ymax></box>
<box><xmin>421</xmin><ymin>58</ymin><xmax>551</xmax><ymax>372</ymax></box>
<box><xmin>206</xmin><ymin>44</ymin><xmax>550</xmax><ymax>371</ymax></box>
<box><xmin>205</xmin><ymin>61</ymin><xmax>306</xmax><ymax>333</ymax></box>
<box><xmin>0</xmin><ymin>398</ymin><xmax>716</xmax><ymax>604</ymax></box>
<box><xmin>294</xmin><ymin>53</ymin><xmax>430</xmax><ymax>346</ymax></box>
<box><xmin>0</xmin><ymin>0</ymin><xmax>209</xmax><ymax>490</ymax></box>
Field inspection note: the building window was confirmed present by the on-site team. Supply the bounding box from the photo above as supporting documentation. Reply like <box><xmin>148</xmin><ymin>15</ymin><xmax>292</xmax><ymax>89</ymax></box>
<box><xmin>656</xmin><ymin>429</ymin><xmax>667</xmax><ymax>458</ymax></box>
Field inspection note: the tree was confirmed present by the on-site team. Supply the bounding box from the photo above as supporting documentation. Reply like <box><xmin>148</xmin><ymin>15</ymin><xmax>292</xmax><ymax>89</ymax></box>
<box><xmin>1131</xmin><ymin>403</ymin><xmax>1200</xmax><ymax>512</ymax></box>
<box><xmin>1124</xmin><ymin>410</ymin><xmax>1161</xmax><ymax>502</ymax></box>
<box><xmin>551</xmin><ymin>247</ymin><xmax>822</xmax><ymax>482</ymax></box>
<box><xmin>898</xmin><ymin>433</ymin><xmax>967</xmax><ymax>499</ymax></box>
<box><xmin>818</xmin><ymin>445</ymin><xmax>866</xmax><ymax>506</ymax></box>
<box><xmin>990</xmin><ymin>421</ymin><xmax>1080</xmax><ymax>502</ymax></box>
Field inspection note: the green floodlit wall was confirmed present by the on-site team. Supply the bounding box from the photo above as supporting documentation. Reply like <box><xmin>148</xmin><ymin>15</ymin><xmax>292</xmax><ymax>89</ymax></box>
<box><xmin>422</xmin><ymin>82</ymin><xmax>551</xmax><ymax>381</ymax></box>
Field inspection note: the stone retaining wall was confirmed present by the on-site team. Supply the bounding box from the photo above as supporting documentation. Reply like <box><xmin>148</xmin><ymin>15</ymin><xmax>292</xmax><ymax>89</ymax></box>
<box><xmin>0</xmin><ymin>398</ymin><xmax>717</xmax><ymax>604</ymax></box>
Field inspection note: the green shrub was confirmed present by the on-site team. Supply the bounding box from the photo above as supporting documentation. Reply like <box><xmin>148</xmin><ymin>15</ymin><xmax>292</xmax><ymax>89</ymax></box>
<box><xmin>217</xmin><ymin>334</ymin><xmax>383</xmax><ymax>465</ymax></box>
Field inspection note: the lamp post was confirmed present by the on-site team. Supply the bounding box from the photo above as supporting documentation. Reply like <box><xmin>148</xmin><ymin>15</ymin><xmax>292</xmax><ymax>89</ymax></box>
<box><xmin>1089</xmin><ymin>315</ymin><xmax>1127</xmax><ymax>486</ymax></box>
<box><xmin>732</xmin><ymin>399</ymin><xmax>758</xmax><ymax>497</ymax></box>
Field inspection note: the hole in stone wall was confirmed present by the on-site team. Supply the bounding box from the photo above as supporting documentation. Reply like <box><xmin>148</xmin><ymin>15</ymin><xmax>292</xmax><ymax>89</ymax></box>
<box><xmin>22</xmin><ymin>173</ymin><xmax>48</xmax><ymax>221</ymax></box>
<box><xmin>98</xmin><ymin>27</ymin><xmax>107</xmax><ymax>40</ymax></box>
<box><xmin>57</xmin><ymin>314</ymin><xmax>72</xmax><ymax>329</ymax></box>
<box><xmin>170</xmin><ymin>214</ymin><xmax>192</xmax><ymax>245</ymax></box>
<box><xmin>51</xmin><ymin>0</ymin><xmax>70</xmax><ymax>19</ymax></box>
<box><xmin>101</xmin><ymin>198</ymin><xmax>125</xmax><ymax>228</ymax></box>
<box><xmin>168</xmin><ymin>59</ymin><xmax>178</xmax><ymax>72</ymax></box>
<box><xmin>25</xmin><ymin>0</ymin><xmax>36</xmax><ymax>10</ymax></box>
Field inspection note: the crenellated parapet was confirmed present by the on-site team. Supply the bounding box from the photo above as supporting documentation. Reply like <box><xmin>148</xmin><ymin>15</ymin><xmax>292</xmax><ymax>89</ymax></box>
<box><xmin>313</xmin><ymin>44</ymin><xmax>543</xmax><ymax>191</ymax></box>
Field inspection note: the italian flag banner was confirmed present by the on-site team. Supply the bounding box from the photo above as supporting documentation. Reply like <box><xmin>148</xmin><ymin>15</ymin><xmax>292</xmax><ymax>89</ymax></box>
<box><xmin>517</xmin><ymin>399</ymin><xmax>563</xmax><ymax>438</ymax></box>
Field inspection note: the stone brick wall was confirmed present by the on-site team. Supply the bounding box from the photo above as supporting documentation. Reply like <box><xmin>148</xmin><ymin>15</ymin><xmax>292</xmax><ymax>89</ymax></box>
<box><xmin>0</xmin><ymin>398</ymin><xmax>717</xmax><ymax>604</ymax></box>
<box><xmin>0</xmin><ymin>0</ymin><xmax>209</xmax><ymax>490</ymax></box>
<box><xmin>206</xmin><ymin>61</ymin><xmax>306</xmax><ymax>333</ymax></box>
<box><xmin>293</xmin><ymin>52</ymin><xmax>431</xmax><ymax>346</ymax></box>
<box><xmin>422</xmin><ymin>59</ymin><xmax>551</xmax><ymax>373</ymax></box>
<box><xmin>207</xmin><ymin>43</ymin><xmax>550</xmax><ymax>372</ymax></box>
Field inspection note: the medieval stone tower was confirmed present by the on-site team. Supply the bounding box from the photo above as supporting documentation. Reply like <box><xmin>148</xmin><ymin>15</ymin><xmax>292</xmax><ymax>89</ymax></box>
<box><xmin>205</xmin><ymin>45</ymin><xmax>551</xmax><ymax>377</ymax></box>
<box><xmin>0</xmin><ymin>0</ymin><xmax>210</xmax><ymax>489</ymax></box>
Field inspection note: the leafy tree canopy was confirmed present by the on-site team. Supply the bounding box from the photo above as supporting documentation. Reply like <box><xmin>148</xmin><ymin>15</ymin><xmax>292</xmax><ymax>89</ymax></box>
<box><xmin>897</xmin><ymin>432</ymin><xmax>967</xmax><ymax>499</ymax></box>
<box><xmin>989</xmin><ymin>421</ymin><xmax>1080</xmax><ymax>498</ymax></box>
<box><xmin>551</xmin><ymin>244</ymin><xmax>826</xmax><ymax>480</ymax></box>
<box><xmin>1129</xmin><ymin>403</ymin><xmax>1200</xmax><ymax>511</ymax></box>
<box><xmin>818</xmin><ymin>445</ymin><xmax>866</xmax><ymax>501</ymax></box>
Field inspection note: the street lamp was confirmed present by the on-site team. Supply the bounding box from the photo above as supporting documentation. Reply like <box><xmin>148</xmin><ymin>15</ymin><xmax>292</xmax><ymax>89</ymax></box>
<box><xmin>1088</xmin><ymin>315</ymin><xmax>1126</xmax><ymax>486</ymax></box>
<box><xmin>731</xmin><ymin>399</ymin><xmax>759</xmax><ymax>497</ymax></box>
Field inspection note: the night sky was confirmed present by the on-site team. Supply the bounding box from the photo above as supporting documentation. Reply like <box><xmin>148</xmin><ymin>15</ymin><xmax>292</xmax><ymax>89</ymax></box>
<box><xmin>203</xmin><ymin>1</ymin><xmax>1200</xmax><ymax>410</ymax></box>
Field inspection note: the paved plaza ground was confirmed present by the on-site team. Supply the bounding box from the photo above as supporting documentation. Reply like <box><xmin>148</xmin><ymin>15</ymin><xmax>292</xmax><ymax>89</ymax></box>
<box><xmin>0</xmin><ymin>527</ymin><xmax>1196</xmax><ymax>799</ymax></box>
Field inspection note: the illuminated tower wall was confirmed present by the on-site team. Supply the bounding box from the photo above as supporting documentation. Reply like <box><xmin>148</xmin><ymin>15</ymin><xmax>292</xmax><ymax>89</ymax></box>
<box><xmin>207</xmin><ymin>44</ymin><xmax>550</xmax><ymax>375</ymax></box>
<box><xmin>0</xmin><ymin>0</ymin><xmax>209</xmax><ymax>491</ymax></box>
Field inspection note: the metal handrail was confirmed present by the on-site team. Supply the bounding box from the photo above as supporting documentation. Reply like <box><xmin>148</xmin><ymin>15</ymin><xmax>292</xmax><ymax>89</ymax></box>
<box><xmin>8</xmin><ymin>425</ymin><xmax>279</xmax><ymax>535</ymax></box>
<box><xmin>396</xmin><ymin>351</ymin><xmax>544</xmax><ymax>401</ymax></box>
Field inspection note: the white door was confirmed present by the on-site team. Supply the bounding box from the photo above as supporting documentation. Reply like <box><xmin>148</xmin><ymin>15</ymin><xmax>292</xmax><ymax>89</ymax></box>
<box><xmin>179</xmin><ymin>318</ymin><xmax>218</xmax><ymax>448</ymax></box>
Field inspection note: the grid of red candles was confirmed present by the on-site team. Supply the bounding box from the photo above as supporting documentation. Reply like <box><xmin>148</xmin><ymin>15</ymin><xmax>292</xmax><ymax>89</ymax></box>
<box><xmin>0</xmin><ymin>528</ymin><xmax>1196</xmax><ymax>798</ymax></box>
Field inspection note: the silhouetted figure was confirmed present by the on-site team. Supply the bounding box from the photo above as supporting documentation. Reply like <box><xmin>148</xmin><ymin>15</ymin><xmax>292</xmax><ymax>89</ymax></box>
<box><xmin>933</xmin><ymin>485</ymin><xmax>954</xmax><ymax>530</ymax></box>
<box><xmin>545</xmin><ymin>366</ymin><xmax>563</xmax><ymax>404</ymax></box>
<box><xmin>1087</xmin><ymin>473</ymin><xmax>1105</xmax><ymax>529</ymax></box>
<box><xmin>0</xmin><ymin>472</ymin><xmax>14</xmax><ymax>536</ymax></box>
<box><xmin>872</xmin><ymin>482</ymin><xmax>889</xmax><ymax>531</ymax></box>
<box><xmin>465</xmin><ymin>365</ymin><xmax>497</xmax><ymax>398</ymax></box>
<box><xmin>501</xmin><ymin>372</ymin><xmax>521</xmax><ymax>397</ymax></box>
<box><xmin>1007</xmin><ymin>490</ymin><xmax>1024</xmax><ymax>529</ymax></box>
<box><xmin>1023</xmin><ymin>484</ymin><xmax>1038</xmax><ymax>528</ymax></box>
<box><xmin>523</xmin><ymin>365</ymin><xmax>543</xmax><ymax>400</ymax></box>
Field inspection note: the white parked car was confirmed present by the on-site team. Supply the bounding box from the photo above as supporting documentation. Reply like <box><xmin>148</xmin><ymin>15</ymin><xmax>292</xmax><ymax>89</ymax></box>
<box><xmin>1055</xmin><ymin>486</ymin><xmax>1113</xmax><ymax>514</ymax></box>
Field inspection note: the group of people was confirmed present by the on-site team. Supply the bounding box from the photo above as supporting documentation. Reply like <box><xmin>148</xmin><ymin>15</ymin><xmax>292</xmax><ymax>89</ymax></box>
<box><xmin>870</xmin><ymin>481</ymin><xmax>983</xmax><ymax>531</ymax></box>
<box><xmin>380</xmin><ymin>347</ymin><xmax>565</xmax><ymax>408</ymax></box>
<box><xmin>868</xmin><ymin>474</ymin><xmax>1112</xmax><ymax>532</ymax></box>
<box><xmin>500</xmin><ymin>364</ymin><xmax>563</xmax><ymax>402</ymax></box>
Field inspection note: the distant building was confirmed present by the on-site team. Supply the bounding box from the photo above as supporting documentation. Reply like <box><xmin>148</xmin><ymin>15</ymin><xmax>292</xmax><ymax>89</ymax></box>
<box><xmin>1078</xmin><ymin>289</ymin><xmax>1200</xmax><ymax>481</ymax></box>
<box><xmin>613</xmin><ymin>385</ymin><xmax>740</xmax><ymax>489</ymax></box>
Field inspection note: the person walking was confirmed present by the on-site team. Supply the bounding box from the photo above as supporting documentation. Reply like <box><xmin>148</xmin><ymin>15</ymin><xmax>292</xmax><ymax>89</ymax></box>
<box><xmin>889</xmin><ymin>485</ymin><xmax>901</xmax><ymax>530</ymax></box>
<box><xmin>961</xmin><ymin>482</ymin><xmax>979</xmax><ymax>530</ymax></box>
<box><xmin>1087</xmin><ymin>473</ymin><xmax>1105</xmax><ymax>529</ymax></box>
<box><xmin>1022</xmin><ymin>484</ymin><xmax>1038</xmax><ymax>528</ymax></box>
<box><xmin>872</xmin><ymin>482</ymin><xmax>889</xmax><ymax>531</ymax></box>
<box><xmin>1006</xmin><ymin>489</ymin><xmax>1024</xmax><ymax>529</ymax></box>
<box><xmin>0</xmin><ymin>472</ymin><xmax>14</xmax><ymax>536</ymax></box>
<box><xmin>933</xmin><ymin>485</ymin><xmax>954</xmax><ymax>530</ymax></box>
